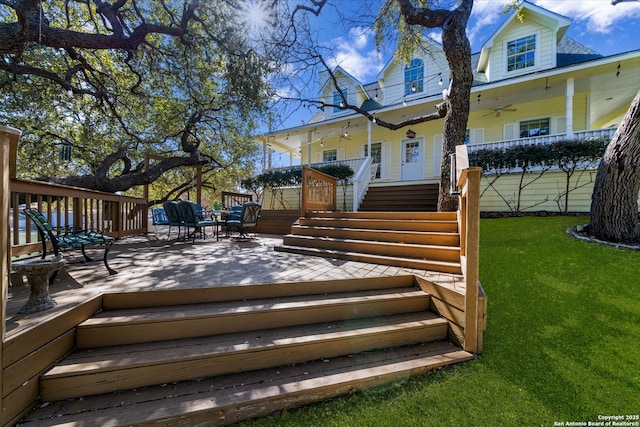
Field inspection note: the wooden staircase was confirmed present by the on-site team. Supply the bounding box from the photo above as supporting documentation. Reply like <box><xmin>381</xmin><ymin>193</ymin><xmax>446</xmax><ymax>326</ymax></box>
<box><xmin>19</xmin><ymin>276</ymin><xmax>473</xmax><ymax>426</ymax></box>
<box><xmin>277</xmin><ymin>211</ymin><xmax>463</xmax><ymax>274</ymax></box>
<box><xmin>358</xmin><ymin>183</ymin><xmax>439</xmax><ymax>212</ymax></box>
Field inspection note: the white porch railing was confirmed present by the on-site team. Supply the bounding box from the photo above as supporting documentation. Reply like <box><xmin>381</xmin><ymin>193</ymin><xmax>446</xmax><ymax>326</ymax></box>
<box><xmin>467</xmin><ymin>127</ymin><xmax>617</xmax><ymax>153</ymax></box>
<box><xmin>352</xmin><ymin>156</ymin><xmax>373</xmax><ymax>212</ymax></box>
<box><xmin>267</xmin><ymin>157</ymin><xmax>367</xmax><ymax>176</ymax></box>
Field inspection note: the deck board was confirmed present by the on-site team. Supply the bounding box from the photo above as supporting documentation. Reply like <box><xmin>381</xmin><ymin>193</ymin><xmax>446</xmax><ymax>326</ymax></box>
<box><xmin>22</xmin><ymin>341</ymin><xmax>473</xmax><ymax>427</ymax></box>
<box><xmin>6</xmin><ymin>234</ymin><xmax>464</xmax><ymax>338</ymax></box>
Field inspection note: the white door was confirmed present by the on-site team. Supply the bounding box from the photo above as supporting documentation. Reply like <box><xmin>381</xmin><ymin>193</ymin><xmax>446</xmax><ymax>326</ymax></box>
<box><xmin>401</xmin><ymin>137</ymin><xmax>424</xmax><ymax>181</ymax></box>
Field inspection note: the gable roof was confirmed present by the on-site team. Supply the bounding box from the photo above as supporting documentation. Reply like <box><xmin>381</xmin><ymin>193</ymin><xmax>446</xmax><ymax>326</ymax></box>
<box><xmin>318</xmin><ymin>65</ymin><xmax>365</xmax><ymax>94</ymax></box>
<box><xmin>477</xmin><ymin>0</ymin><xmax>572</xmax><ymax>73</ymax></box>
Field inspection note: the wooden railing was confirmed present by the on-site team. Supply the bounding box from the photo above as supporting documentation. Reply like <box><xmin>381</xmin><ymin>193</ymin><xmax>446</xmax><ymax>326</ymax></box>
<box><xmin>454</xmin><ymin>144</ymin><xmax>485</xmax><ymax>353</ymax></box>
<box><xmin>301</xmin><ymin>167</ymin><xmax>337</xmax><ymax>214</ymax></box>
<box><xmin>221</xmin><ymin>191</ymin><xmax>253</xmax><ymax>209</ymax></box>
<box><xmin>10</xmin><ymin>179</ymin><xmax>148</xmax><ymax>258</ymax></box>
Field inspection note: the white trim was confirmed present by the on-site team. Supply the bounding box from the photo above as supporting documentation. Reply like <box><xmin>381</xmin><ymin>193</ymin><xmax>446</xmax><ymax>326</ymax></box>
<box><xmin>503</xmin><ymin>32</ymin><xmax>541</xmax><ymax>77</ymax></box>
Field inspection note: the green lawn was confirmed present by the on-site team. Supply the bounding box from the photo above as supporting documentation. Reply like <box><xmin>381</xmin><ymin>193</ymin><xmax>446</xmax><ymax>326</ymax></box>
<box><xmin>241</xmin><ymin>216</ymin><xmax>640</xmax><ymax>427</ymax></box>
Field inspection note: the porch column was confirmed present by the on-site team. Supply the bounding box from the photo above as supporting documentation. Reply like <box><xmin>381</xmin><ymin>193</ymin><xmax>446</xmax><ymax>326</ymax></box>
<box><xmin>566</xmin><ymin>77</ymin><xmax>574</xmax><ymax>138</ymax></box>
<box><xmin>307</xmin><ymin>130</ymin><xmax>312</xmax><ymax>165</ymax></box>
<box><xmin>367</xmin><ymin>121</ymin><xmax>372</xmax><ymax>158</ymax></box>
<box><xmin>262</xmin><ymin>139</ymin><xmax>267</xmax><ymax>172</ymax></box>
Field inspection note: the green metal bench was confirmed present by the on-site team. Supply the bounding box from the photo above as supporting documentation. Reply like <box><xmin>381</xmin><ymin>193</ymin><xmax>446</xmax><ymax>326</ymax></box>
<box><xmin>24</xmin><ymin>208</ymin><xmax>117</xmax><ymax>279</ymax></box>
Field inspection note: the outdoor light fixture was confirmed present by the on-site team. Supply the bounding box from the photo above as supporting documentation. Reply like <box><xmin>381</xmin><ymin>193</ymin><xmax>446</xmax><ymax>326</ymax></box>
<box><xmin>406</xmin><ymin>129</ymin><xmax>416</xmax><ymax>139</ymax></box>
<box><xmin>411</xmin><ymin>83</ymin><xmax>417</xmax><ymax>92</ymax></box>
<box><xmin>438</xmin><ymin>76</ymin><xmax>443</xmax><ymax>86</ymax></box>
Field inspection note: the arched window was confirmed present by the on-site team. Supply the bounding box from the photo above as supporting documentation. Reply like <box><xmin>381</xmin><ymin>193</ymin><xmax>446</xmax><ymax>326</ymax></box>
<box><xmin>404</xmin><ymin>59</ymin><xmax>424</xmax><ymax>96</ymax></box>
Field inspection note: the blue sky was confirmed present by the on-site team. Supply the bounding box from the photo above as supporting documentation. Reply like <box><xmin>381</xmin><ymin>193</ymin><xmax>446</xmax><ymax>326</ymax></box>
<box><xmin>308</xmin><ymin>0</ymin><xmax>640</xmax><ymax>86</ymax></box>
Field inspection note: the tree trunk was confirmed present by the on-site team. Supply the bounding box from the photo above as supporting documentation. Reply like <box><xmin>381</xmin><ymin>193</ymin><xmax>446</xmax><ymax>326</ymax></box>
<box><xmin>439</xmin><ymin>9</ymin><xmax>473</xmax><ymax>212</ymax></box>
<box><xmin>590</xmin><ymin>89</ymin><xmax>640</xmax><ymax>244</ymax></box>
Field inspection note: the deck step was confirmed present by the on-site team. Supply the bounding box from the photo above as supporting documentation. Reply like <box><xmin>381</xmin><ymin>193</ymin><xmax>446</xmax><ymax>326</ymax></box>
<box><xmin>307</xmin><ymin>211</ymin><xmax>457</xmax><ymax>220</ymax></box>
<box><xmin>277</xmin><ymin>211</ymin><xmax>463</xmax><ymax>275</ymax></box>
<box><xmin>359</xmin><ymin>184</ymin><xmax>439</xmax><ymax>212</ymax></box>
<box><xmin>76</xmin><ymin>287</ymin><xmax>430</xmax><ymax>348</ymax></box>
<box><xmin>299</xmin><ymin>217</ymin><xmax>459</xmax><ymax>233</ymax></box>
<box><xmin>282</xmin><ymin>235</ymin><xmax>461</xmax><ymax>262</ymax></box>
<box><xmin>23</xmin><ymin>341</ymin><xmax>473</xmax><ymax>427</ymax></box>
<box><xmin>290</xmin><ymin>225</ymin><xmax>460</xmax><ymax>246</ymax></box>
<box><xmin>41</xmin><ymin>312</ymin><xmax>448</xmax><ymax>401</ymax></box>
<box><xmin>276</xmin><ymin>245</ymin><xmax>463</xmax><ymax>274</ymax></box>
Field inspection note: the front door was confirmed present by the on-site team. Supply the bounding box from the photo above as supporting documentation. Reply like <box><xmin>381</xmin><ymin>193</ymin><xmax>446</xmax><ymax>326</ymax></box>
<box><xmin>401</xmin><ymin>138</ymin><xmax>424</xmax><ymax>181</ymax></box>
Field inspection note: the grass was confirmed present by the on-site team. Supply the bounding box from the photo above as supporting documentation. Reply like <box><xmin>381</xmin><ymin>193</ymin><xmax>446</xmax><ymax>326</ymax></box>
<box><xmin>240</xmin><ymin>216</ymin><xmax>640</xmax><ymax>427</ymax></box>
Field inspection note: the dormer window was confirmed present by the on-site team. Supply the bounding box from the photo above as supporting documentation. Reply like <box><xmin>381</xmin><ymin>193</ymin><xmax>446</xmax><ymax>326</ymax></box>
<box><xmin>404</xmin><ymin>59</ymin><xmax>424</xmax><ymax>96</ymax></box>
<box><xmin>506</xmin><ymin>34</ymin><xmax>536</xmax><ymax>72</ymax></box>
<box><xmin>333</xmin><ymin>89</ymin><xmax>347</xmax><ymax>113</ymax></box>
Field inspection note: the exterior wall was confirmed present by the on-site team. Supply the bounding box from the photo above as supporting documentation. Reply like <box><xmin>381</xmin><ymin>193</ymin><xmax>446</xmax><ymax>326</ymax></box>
<box><xmin>489</xmin><ymin>15</ymin><xmax>556</xmax><ymax>82</ymax></box>
<box><xmin>467</xmin><ymin>91</ymin><xmax>589</xmax><ymax>143</ymax></box>
<box><xmin>379</xmin><ymin>48</ymin><xmax>449</xmax><ymax>106</ymax></box>
<box><xmin>319</xmin><ymin>71</ymin><xmax>366</xmax><ymax>121</ymax></box>
<box><xmin>263</xmin><ymin>185</ymin><xmax>354</xmax><ymax>212</ymax></box>
<box><xmin>479</xmin><ymin>169</ymin><xmax>598</xmax><ymax>212</ymax></box>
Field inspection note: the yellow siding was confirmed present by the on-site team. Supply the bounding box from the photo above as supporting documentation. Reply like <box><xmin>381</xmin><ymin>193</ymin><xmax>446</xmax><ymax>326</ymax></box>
<box><xmin>479</xmin><ymin>170</ymin><xmax>598</xmax><ymax>212</ymax></box>
<box><xmin>263</xmin><ymin>185</ymin><xmax>354</xmax><ymax>212</ymax></box>
<box><xmin>467</xmin><ymin>91</ymin><xmax>589</xmax><ymax>143</ymax></box>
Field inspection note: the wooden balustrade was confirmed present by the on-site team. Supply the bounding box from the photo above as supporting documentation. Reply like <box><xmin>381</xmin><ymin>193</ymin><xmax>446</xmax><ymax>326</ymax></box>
<box><xmin>301</xmin><ymin>167</ymin><xmax>337</xmax><ymax>214</ymax></box>
<box><xmin>455</xmin><ymin>144</ymin><xmax>486</xmax><ymax>353</ymax></box>
<box><xmin>9</xmin><ymin>178</ymin><xmax>147</xmax><ymax>259</ymax></box>
<box><xmin>222</xmin><ymin>191</ymin><xmax>253</xmax><ymax>209</ymax></box>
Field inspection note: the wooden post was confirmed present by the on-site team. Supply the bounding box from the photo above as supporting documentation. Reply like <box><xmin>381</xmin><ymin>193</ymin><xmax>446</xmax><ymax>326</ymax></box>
<box><xmin>463</xmin><ymin>167</ymin><xmax>482</xmax><ymax>353</ymax></box>
<box><xmin>1</xmin><ymin>126</ymin><xmax>22</xmax><ymax>415</ymax></box>
<box><xmin>196</xmin><ymin>164</ymin><xmax>202</xmax><ymax>206</ymax></box>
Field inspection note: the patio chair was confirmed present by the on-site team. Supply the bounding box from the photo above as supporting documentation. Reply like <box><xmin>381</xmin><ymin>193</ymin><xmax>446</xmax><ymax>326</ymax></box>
<box><xmin>162</xmin><ymin>201</ymin><xmax>184</xmax><ymax>240</ymax></box>
<box><xmin>178</xmin><ymin>200</ymin><xmax>219</xmax><ymax>242</ymax></box>
<box><xmin>225</xmin><ymin>202</ymin><xmax>262</xmax><ymax>241</ymax></box>
<box><xmin>23</xmin><ymin>208</ymin><xmax>117</xmax><ymax>283</ymax></box>
<box><xmin>151</xmin><ymin>207</ymin><xmax>170</xmax><ymax>235</ymax></box>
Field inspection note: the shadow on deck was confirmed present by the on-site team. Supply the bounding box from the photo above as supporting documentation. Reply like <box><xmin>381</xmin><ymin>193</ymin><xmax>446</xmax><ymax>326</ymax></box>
<box><xmin>5</xmin><ymin>233</ymin><xmax>473</xmax><ymax>427</ymax></box>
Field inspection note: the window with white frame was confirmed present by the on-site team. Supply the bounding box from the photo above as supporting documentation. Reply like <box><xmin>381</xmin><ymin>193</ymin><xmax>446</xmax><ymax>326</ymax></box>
<box><xmin>323</xmin><ymin>149</ymin><xmax>338</xmax><ymax>162</ymax></box>
<box><xmin>333</xmin><ymin>89</ymin><xmax>347</xmax><ymax>112</ymax></box>
<box><xmin>506</xmin><ymin>34</ymin><xmax>536</xmax><ymax>72</ymax></box>
<box><xmin>404</xmin><ymin>59</ymin><xmax>424</xmax><ymax>96</ymax></box>
<box><xmin>519</xmin><ymin>118</ymin><xmax>550</xmax><ymax>138</ymax></box>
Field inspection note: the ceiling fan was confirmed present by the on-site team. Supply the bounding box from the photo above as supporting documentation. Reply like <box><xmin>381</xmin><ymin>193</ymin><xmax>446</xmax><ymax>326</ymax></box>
<box><xmin>483</xmin><ymin>104</ymin><xmax>517</xmax><ymax>118</ymax></box>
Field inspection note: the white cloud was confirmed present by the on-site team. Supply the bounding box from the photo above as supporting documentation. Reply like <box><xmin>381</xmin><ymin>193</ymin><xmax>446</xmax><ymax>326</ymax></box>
<box><xmin>325</xmin><ymin>27</ymin><xmax>384</xmax><ymax>83</ymax></box>
<box><xmin>535</xmin><ymin>0</ymin><xmax>640</xmax><ymax>33</ymax></box>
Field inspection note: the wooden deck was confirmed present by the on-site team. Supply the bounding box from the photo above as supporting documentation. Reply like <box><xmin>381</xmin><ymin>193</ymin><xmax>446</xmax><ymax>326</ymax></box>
<box><xmin>6</xmin><ymin>232</ymin><xmax>465</xmax><ymax>339</ymax></box>
<box><xmin>6</xmin><ymin>232</ymin><xmax>473</xmax><ymax>426</ymax></box>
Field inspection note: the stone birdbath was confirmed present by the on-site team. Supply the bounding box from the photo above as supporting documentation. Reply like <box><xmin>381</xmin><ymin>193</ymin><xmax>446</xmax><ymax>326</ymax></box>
<box><xmin>12</xmin><ymin>256</ymin><xmax>66</xmax><ymax>314</ymax></box>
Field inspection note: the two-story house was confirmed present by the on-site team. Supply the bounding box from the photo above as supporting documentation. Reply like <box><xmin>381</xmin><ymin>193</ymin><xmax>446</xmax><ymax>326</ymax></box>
<box><xmin>263</xmin><ymin>1</ymin><xmax>640</xmax><ymax>213</ymax></box>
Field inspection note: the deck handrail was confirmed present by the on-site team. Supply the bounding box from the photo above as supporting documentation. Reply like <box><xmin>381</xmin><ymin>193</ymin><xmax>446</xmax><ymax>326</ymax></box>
<box><xmin>221</xmin><ymin>191</ymin><xmax>253</xmax><ymax>209</ymax></box>
<box><xmin>352</xmin><ymin>156</ymin><xmax>373</xmax><ymax>212</ymax></box>
<box><xmin>455</xmin><ymin>144</ymin><xmax>483</xmax><ymax>353</ymax></box>
<box><xmin>301</xmin><ymin>167</ymin><xmax>337</xmax><ymax>214</ymax></box>
<box><xmin>9</xmin><ymin>178</ymin><xmax>148</xmax><ymax>258</ymax></box>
